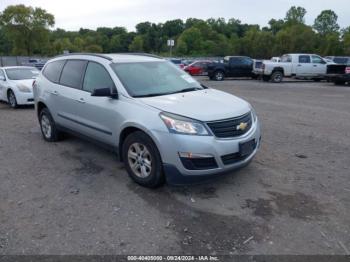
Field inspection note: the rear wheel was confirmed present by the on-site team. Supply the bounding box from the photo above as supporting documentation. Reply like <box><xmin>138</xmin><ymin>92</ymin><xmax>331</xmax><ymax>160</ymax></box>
<box><xmin>122</xmin><ymin>131</ymin><xmax>165</xmax><ymax>188</ymax></box>
<box><xmin>39</xmin><ymin>108</ymin><xmax>62</xmax><ymax>142</ymax></box>
<box><xmin>214</xmin><ymin>71</ymin><xmax>225</xmax><ymax>81</ymax></box>
<box><xmin>271</xmin><ymin>71</ymin><xmax>283</xmax><ymax>83</ymax></box>
<box><xmin>7</xmin><ymin>90</ymin><xmax>18</xmax><ymax>108</ymax></box>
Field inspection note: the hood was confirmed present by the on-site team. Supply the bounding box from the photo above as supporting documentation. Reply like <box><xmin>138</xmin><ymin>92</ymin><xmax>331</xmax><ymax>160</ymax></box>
<box><xmin>138</xmin><ymin>89</ymin><xmax>251</xmax><ymax>121</ymax></box>
<box><xmin>11</xmin><ymin>79</ymin><xmax>35</xmax><ymax>88</ymax></box>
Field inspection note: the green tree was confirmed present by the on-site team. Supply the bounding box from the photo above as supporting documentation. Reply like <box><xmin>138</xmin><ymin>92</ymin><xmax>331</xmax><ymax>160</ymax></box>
<box><xmin>85</xmin><ymin>44</ymin><xmax>103</xmax><ymax>53</ymax></box>
<box><xmin>0</xmin><ymin>4</ymin><xmax>54</xmax><ymax>55</ymax></box>
<box><xmin>177</xmin><ymin>27</ymin><xmax>202</xmax><ymax>55</ymax></box>
<box><xmin>129</xmin><ymin>35</ymin><xmax>144</xmax><ymax>52</ymax></box>
<box><xmin>313</xmin><ymin>10</ymin><xmax>340</xmax><ymax>35</ymax></box>
<box><xmin>285</xmin><ymin>6</ymin><xmax>307</xmax><ymax>24</ymax></box>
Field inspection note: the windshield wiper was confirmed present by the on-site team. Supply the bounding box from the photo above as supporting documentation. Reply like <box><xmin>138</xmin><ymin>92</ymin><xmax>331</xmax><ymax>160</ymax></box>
<box><xmin>133</xmin><ymin>92</ymin><xmax>174</xmax><ymax>98</ymax></box>
<box><xmin>171</xmin><ymin>87</ymin><xmax>203</xmax><ymax>94</ymax></box>
<box><xmin>133</xmin><ymin>87</ymin><xmax>203</xmax><ymax>98</ymax></box>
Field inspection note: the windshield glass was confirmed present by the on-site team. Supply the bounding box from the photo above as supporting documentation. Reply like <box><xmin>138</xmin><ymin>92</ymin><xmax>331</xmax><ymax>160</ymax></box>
<box><xmin>110</xmin><ymin>61</ymin><xmax>203</xmax><ymax>97</ymax></box>
<box><xmin>6</xmin><ymin>68</ymin><xmax>39</xmax><ymax>80</ymax></box>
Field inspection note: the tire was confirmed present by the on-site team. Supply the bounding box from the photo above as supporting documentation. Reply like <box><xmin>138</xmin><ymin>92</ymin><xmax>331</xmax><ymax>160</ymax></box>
<box><xmin>334</xmin><ymin>81</ymin><xmax>345</xmax><ymax>86</ymax></box>
<box><xmin>312</xmin><ymin>78</ymin><xmax>321</xmax><ymax>82</ymax></box>
<box><xmin>271</xmin><ymin>71</ymin><xmax>283</xmax><ymax>83</ymax></box>
<box><xmin>214</xmin><ymin>70</ymin><xmax>225</xmax><ymax>81</ymax></box>
<box><xmin>7</xmin><ymin>90</ymin><xmax>18</xmax><ymax>108</ymax></box>
<box><xmin>39</xmin><ymin>108</ymin><xmax>62</xmax><ymax>142</ymax></box>
<box><xmin>251</xmin><ymin>74</ymin><xmax>258</xmax><ymax>80</ymax></box>
<box><xmin>262</xmin><ymin>75</ymin><xmax>270</xmax><ymax>82</ymax></box>
<box><xmin>122</xmin><ymin>131</ymin><xmax>165</xmax><ymax>188</ymax></box>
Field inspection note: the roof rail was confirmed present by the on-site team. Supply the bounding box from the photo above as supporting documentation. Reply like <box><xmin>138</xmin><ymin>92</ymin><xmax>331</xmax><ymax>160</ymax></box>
<box><xmin>53</xmin><ymin>53</ymin><xmax>113</xmax><ymax>61</ymax></box>
<box><xmin>117</xmin><ymin>53</ymin><xmax>163</xmax><ymax>59</ymax></box>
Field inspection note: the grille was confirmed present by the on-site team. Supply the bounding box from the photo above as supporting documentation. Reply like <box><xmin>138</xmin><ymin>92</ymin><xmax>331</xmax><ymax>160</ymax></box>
<box><xmin>206</xmin><ymin>112</ymin><xmax>252</xmax><ymax>138</ymax></box>
<box><xmin>180</xmin><ymin>157</ymin><xmax>218</xmax><ymax>170</ymax></box>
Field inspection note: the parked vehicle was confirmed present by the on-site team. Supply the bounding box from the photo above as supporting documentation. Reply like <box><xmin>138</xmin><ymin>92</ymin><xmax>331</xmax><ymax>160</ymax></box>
<box><xmin>21</xmin><ymin>58</ymin><xmax>46</xmax><ymax>70</ymax></box>
<box><xmin>256</xmin><ymin>54</ymin><xmax>331</xmax><ymax>83</ymax></box>
<box><xmin>184</xmin><ymin>60</ymin><xmax>212</xmax><ymax>76</ymax></box>
<box><xmin>207</xmin><ymin>56</ymin><xmax>257</xmax><ymax>81</ymax></box>
<box><xmin>0</xmin><ymin>66</ymin><xmax>39</xmax><ymax>108</ymax></box>
<box><xmin>271</xmin><ymin>57</ymin><xmax>281</xmax><ymax>62</ymax></box>
<box><xmin>325</xmin><ymin>56</ymin><xmax>350</xmax><ymax>65</ymax></box>
<box><xmin>168</xmin><ymin>58</ymin><xmax>185</xmax><ymax>69</ymax></box>
<box><xmin>34</xmin><ymin>53</ymin><xmax>261</xmax><ymax>188</ymax></box>
<box><xmin>326</xmin><ymin>62</ymin><xmax>350</xmax><ymax>85</ymax></box>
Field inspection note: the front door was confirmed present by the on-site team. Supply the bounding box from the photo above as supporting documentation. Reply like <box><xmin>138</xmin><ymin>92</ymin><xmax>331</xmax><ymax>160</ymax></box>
<box><xmin>72</xmin><ymin>61</ymin><xmax>120</xmax><ymax>145</ymax></box>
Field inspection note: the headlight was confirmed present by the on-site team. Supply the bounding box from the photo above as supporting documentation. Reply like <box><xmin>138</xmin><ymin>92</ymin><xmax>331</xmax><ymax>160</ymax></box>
<box><xmin>17</xmin><ymin>84</ymin><xmax>31</xmax><ymax>93</ymax></box>
<box><xmin>160</xmin><ymin>112</ymin><xmax>210</xmax><ymax>136</ymax></box>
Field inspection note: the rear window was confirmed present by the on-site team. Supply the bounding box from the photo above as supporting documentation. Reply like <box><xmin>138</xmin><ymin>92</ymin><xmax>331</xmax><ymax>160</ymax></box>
<box><xmin>59</xmin><ymin>60</ymin><xmax>87</xmax><ymax>89</ymax></box>
<box><xmin>43</xmin><ymin>60</ymin><xmax>66</xmax><ymax>83</ymax></box>
<box><xmin>333</xmin><ymin>57</ymin><xmax>349</xmax><ymax>65</ymax></box>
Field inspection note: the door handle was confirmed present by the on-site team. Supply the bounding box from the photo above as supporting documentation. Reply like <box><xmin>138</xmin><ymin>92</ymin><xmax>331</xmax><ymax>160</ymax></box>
<box><xmin>313</xmin><ymin>65</ymin><xmax>317</xmax><ymax>67</ymax></box>
<box><xmin>297</xmin><ymin>64</ymin><xmax>302</xmax><ymax>67</ymax></box>
<box><xmin>76</xmin><ymin>98</ymin><xmax>86</xmax><ymax>104</ymax></box>
<box><xmin>51</xmin><ymin>90</ymin><xmax>59</xmax><ymax>96</ymax></box>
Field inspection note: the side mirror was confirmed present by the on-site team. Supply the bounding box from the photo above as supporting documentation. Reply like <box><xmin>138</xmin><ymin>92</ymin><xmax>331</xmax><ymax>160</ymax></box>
<box><xmin>0</xmin><ymin>76</ymin><xmax>6</xmax><ymax>81</ymax></box>
<box><xmin>91</xmin><ymin>87</ymin><xmax>118</xmax><ymax>99</ymax></box>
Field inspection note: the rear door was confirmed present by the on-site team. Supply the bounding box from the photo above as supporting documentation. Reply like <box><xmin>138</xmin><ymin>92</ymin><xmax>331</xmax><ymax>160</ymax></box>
<box><xmin>311</xmin><ymin>55</ymin><xmax>327</xmax><ymax>75</ymax></box>
<box><xmin>55</xmin><ymin>60</ymin><xmax>88</xmax><ymax>131</ymax></box>
<box><xmin>240</xmin><ymin>57</ymin><xmax>254</xmax><ymax>77</ymax></box>
<box><xmin>228</xmin><ymin>57</ymin><xmax>242</xmax><ymax>76</ymax></box>
<box><xmin>296</xmin><ymin>55</ymin><xmax>313</xmax><ymax>77</ymax></box>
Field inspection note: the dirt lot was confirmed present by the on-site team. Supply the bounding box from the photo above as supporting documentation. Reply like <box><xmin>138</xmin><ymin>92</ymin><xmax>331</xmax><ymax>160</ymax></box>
<box><xmin>0</xmin><ymin>78</ymin><xmax>349</xmax><ymax>255</ymax></box>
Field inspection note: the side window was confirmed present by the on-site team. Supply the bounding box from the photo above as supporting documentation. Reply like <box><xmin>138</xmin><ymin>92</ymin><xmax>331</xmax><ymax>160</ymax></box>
<box><xmin>59</xmin><ymin>60</ymin><xmax>87</xmax><ymax>89</ymax></box>
<box><xmin>230</xmin><ymin>58</ymin><xmax>240</xmax><ymax>65</ymax></box>
<box><xmin>83</xmin><ymin>62</ymin><xmax>114</xmax><ymax>93</ymax></box>
<box><xmin>281</xmin><ymin>55</ymin><xmax>291</xmax><ymax>63</ymax></box>
<box><xmin>42</xmin><ymin>60</ymin><xmax>66</xmax><ymax>83</ymax></box>
<box><xmin>242</xmin><ymin>58</ymin><xmax>253</xmax><ymax>65</ymax></box>
<box><xmin>299</xmin><ymin>55</ymin><xmax>311</xmax><ymax>64</ymax></box>
<box><xmin>312</xmin><ymin>55</ymin><xmax>324</xmax><ymax>64</ymax></box>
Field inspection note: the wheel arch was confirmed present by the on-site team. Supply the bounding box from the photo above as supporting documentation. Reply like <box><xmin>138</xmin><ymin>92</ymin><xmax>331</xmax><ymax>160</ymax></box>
<box><xmin>118</xmin><ymin>124</ymin><xmax>160</xmax><ymax>162</ymax></box>
<box><xmin>272</xmin><ymin>67</ymin><xmax>284</xmax><ymax>75</ymax></box>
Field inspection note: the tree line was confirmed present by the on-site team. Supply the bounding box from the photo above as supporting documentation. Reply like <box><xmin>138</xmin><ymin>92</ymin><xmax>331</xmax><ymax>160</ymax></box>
<box><xmin>0</xmin><ymin>4</ymin><xmax>349</xmax><ymax>58</ymax></box>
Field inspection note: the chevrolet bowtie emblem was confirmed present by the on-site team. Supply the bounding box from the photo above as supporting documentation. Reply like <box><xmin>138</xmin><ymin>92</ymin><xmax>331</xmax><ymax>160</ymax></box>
<box><xmin>236</xmin><ymin>122</ymin><xmax>248</xmax><ymax>131</ymax></box>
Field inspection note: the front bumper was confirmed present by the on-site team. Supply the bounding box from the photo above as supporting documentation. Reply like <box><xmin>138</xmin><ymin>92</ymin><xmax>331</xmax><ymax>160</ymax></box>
<box><xmin>15</xmin><ymin>91</ymin><xmax>34</xmax><ymax>105</ymax></box>
<box><xmin>151</xmin><ymin>119</ymin><xmax>261</xmax><ymax>185</ymax></box>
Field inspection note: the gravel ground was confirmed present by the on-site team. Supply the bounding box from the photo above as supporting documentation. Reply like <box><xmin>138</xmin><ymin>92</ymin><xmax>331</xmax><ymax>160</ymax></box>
<box><xmin>0</xmin><ymin>78</ymin><xmax>349</xmax><ymax>255</ymax></box>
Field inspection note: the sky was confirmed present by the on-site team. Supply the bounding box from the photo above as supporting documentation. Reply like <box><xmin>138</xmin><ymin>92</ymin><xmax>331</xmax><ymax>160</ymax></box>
<box><xmin>0</xmin><ymin>0</ymin><xmax>349</xmax><ymax>31</ymax></box>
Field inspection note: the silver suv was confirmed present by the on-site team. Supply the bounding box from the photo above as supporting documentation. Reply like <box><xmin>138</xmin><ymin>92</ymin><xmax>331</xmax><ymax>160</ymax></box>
<box><xmin>34</xmin><ymin>53</ymin><xmax>261</xmax><ymax>187</ymax></box>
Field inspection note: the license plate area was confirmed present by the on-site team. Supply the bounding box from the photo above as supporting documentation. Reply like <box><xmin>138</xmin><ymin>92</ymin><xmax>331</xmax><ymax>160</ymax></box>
<box><xmin>239</xmin><ymin>139</ymin><xmax>256</xmax><ymax>157</ymax></box>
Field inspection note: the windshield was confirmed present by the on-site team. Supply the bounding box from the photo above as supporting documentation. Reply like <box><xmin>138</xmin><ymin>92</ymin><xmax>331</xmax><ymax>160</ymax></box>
<box><xmin>5</xmin><ymin>68</ymin><xmax>39</xmax><ymax>80</ymax></box>
<box><xmin>110</xmin><ymin>61</ymin><xmax>203</xmax><ymax>97</ymax></box>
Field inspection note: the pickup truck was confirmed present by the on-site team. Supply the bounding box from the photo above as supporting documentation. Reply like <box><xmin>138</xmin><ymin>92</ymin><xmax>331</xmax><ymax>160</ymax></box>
<box><xmin>255</xmin><ymin>54</ymin><xmax>331</xmax><ymax>83</ymax></box>
<box><xmin>207</xmin><ymin>56</ymin><xmax>258</xmax><ymax>81</ymax></box>
<box><xmin>326</xmin><ymin>62</ymin><xmax>350</xmax><ymax>85</ymax></box>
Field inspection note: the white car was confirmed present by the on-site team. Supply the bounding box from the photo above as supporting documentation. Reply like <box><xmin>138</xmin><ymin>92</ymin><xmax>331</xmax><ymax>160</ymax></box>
<box><xmin>0</xmin><ymin>66</ymin><xmax>40</xmax><ymax>108</ymax></box>
<box><xmin>256</xmin><ymin>54</ymin><xmax>333</xmax><ymax>83</ymax></box>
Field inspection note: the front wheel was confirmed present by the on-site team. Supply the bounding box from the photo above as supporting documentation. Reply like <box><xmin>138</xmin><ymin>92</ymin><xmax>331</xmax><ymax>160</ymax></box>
<box><xmin>7</xmin><ymin>90</ymin><xmax>18</xmax><ymax>108</ymax></box>
<box><xmin>271</xmin><ymin>71</ymin><xmax>283</xmax><ymax>83</ymax></box>
<box><xmin>214</xmin><ymin>71</ymin><xmax>225</xmax><ymax>81</ymax></box>
<box><xmin>122</xmin><ymin>131</ymin><xmax>165</xmax><ymax>188</ymax></box>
